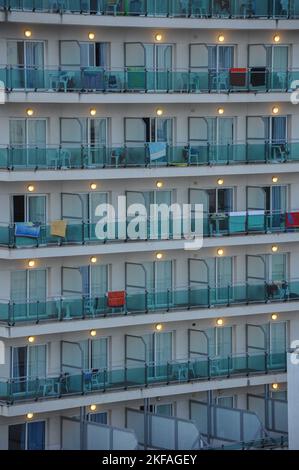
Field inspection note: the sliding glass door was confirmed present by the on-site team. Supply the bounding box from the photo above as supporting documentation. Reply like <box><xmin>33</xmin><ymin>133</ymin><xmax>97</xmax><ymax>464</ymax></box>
<box><xmin>249</xmin><ymin>44</ymin><xmax>289</xmax><ymax>90</ymax></box>
<box><xmin>189</xmin><ymin>257</ymin><xmax>233</xmax><ymax>303</ymax></box>
<box><xmin>12</xmin><ymin>344</ymin><xmax>47</xmax><ymax>394</ymax></box>
<box><xmin>189</xmin><ymin>187</ymin><xmax>234</xmax><ymax>236</ymax></box>
<box><xmin>247</xmin><ymin>115</ymin><xmax>288</xmax><ymax>162</ymax></box>
<box><xmin>126</xmin><ymin>261</ymin><xmax>173</xmax><ymax>310</ymax></box>
<box><xmin>142</xmin><ymin>332</ymin><xmax>173</xmax><ymax>379</ymax></box>
<box><xmin>60</xmin><ymin>117</ymin><xmax>107</xmax><ymax>167</ymax></box>
<box><xmin>9</xmin><ymin>421</ymin><xmax>45</xmax><ymax>450</ymax></box>
<box><xmin>189</xmin><ymin>44</ymin><xmax>234</xmax><ymax>91</ymax></box>
<box><xmin>12</xmin><ymin>194</ymin><xmax>47</xmax><ymax>225</ymax></box>
<box><xmin>7</xmin><ymin>40</ymin><xmax>44</xmax><ymax>89</ymax></box>
<box><xmin>60</xmin><ymin>41</ymin><xmax>109</xmax><ymax>90</ymax></box>
<box><xmin>189</xmin><ymin>117</ymin><xmax>234</xmax><ymax>163</ymax></box>
<box><xmin>125</xmin><ymin>117</ymin><xmax>173</xmax><ymax>165</ymax></box>
<box><xmin>247</xmin><ymin>184</ymin><xmax>287</xmax><ymax>230</ymax></box>
<box><xmin>11</xmin><ymin>269</ymin><xmax>47</xmax><ymax>320</ymax></box>
<box><xmin>61</xmin><ymin>192</ymin><xmax>108</xmax><ymax>241</ymax></box>
<box><xmin>125</xmin><ymin>43</ymin><xmax>173</xmax><ymax>91</ymax></box>
<box><xmin>9</xmin><ymin>119</ymin><xmax>47</xmax><ymax>167</ymax></box>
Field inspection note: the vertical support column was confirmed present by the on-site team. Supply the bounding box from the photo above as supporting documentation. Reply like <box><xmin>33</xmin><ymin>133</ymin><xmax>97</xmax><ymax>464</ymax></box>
<box><xmin>287</xmin><ymin>316</ymin><xmax>299</xmax><ymax>449</ymax></box>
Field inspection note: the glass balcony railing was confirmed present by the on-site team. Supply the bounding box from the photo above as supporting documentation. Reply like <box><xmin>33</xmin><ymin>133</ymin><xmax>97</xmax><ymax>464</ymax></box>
<box><xmin>1</xmin><ymin>278</ymin><xmax>299</xmax><ymax>325</ymax></box>
<box><xmin>0</xmin><ymin>351</ymin><xmax>287</xmax><ymax>405</ymax></box>
<box><xmin>2</xmin><ymin>0</ymin><xmax>299</xmax><ymax>19</ymax></box>
<box><xmin>0</xmin><ymin>210</ymin><xmax>298</xmax><ymax>249</ymax></box>
<box><xmin>0</xmin><ymin>141</ymin><xmax>298</xmax><ymax>170</ymax></box>
<box><xmin>0</xmin><ymin>67</ymin><xmax>297</xmax><ymax>93</ymax></box>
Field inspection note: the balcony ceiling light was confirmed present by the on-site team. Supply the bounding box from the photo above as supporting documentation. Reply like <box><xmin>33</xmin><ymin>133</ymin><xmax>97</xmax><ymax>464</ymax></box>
<box><xmin>155</xmin><ymin>33</ymin><xmax>163</xmax><ymax>42</ymax></box>
<box><xmin>24</xmin><ymin>30</ymin><xmax>32</xmax><ymax>38</ymax></box>
<box><xmin>88</xmin><ymin>32</ymin><xmax>95</xmax><ymax>40</ymax></box>
<box><xmin>218</xmin><ymin>34</ymin><xmax>225</xmax><ymax>43</ymax></box>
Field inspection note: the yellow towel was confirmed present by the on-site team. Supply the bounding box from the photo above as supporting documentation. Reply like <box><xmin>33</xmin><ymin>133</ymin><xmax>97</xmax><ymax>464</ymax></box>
<box><xmin>51</xmin><ymin>220</ymin><xmax>67</xmax><ymax>238</ymax></box>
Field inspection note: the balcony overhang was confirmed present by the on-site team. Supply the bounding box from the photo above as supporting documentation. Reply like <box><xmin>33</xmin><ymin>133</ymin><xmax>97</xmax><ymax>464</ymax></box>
<box><xmin>5</xmin><ymin>91</ymin><xmax>292</xmax><ymax>104</ymax></box>
<box><xmin>1</xmin><ymin>12</ymin><xmax>299</xmax><ymax>31</ymax></box>
<box><xmin>0</xmin><ymin>372</ymin><xmax>287</xmax><ymax>418</ymax></box>
<box><xmin>1</xmin><ymin>300</ymin><xmax>299</xmax><ymax>339</ymax></box>
<box><xmin>0</xmin><ymin>232</ymin><xmax>298</xmax><ymax>260</ymax></box>
<box><xmin>1</xmin><ymin>162</ymin><xmax>299</xmax><ymax>182</ymax></box>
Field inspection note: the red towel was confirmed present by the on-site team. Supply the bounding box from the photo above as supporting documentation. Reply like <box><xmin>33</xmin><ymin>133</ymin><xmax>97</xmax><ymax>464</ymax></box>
<box><xmin>107</xmin><ymin>291</ymin><xmax>126</xmax><ymax>308</ymax></box>
<box><xmin>286</xmin><ymin>212</ymin><xmax>299</xmax><ymax>228</ymax></box>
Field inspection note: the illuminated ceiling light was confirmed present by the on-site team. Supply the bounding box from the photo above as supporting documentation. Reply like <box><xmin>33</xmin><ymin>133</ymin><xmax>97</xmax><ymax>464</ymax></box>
<box><xmin>218</xmin><ymin>34</ymin><xmax>225</xmax><ymax>43</ymax></box>
<box><xmin>28</xmin><ymin>336</ymin><xmax>35</xmax><ymax>344</ymax></box>
<box><xmin>26</xmin><ymin>108</ymin><xmax>34</xmax><ymax>117</ymax></box>
<box><xmin>27</xmin><ymin>184</ymin><xmax>35</xmax><ymax>192</ymax></box>
<box><xmin>156</xmin><ymin>253</ymin><xmax>163</xmax><ymax>260</ymax></box>
<box><xmin>272</xmin><ymin>176</ymin><xmax>279</xmax><ymax>183</ymax></box>
<box><xmin>156</xmin><ymin>181</ymin><xmax>164</xmax><ymax>189</ymax></box>
<box><xmin>90</xmin><ymin>405</ymin><xmax>97</xmax><ymax>412</ymax></box>
<box><xmin>88</xmin><ymin>32</ymin><xmax>95</xmax><ymax>40</ymax></box>
<box><xmin>156</xmin><ymin>108</ymin><xmax>164</xmax><ymax>116</ymax></box>
<box><xmin>272</xmin><ymin>106</ymin><xmax>279</xmax><ymax>115</ymax></box>
<box><xmin>272</xmin><ymin>383</ymin><xmax>279</xmax><ymax>390</ymax></box>
<box><xmin>272</xmin><ymin>245</ymin><xmax>279</xmax><ymax>253</ymax></box>
<box><xmin>24</xmin><ymin>29</ymin><xmax>32</xmax><ymax>38</ymax></box>
<box><xmin>90</xmin><ymin>257</ymin><xmax>98</xmax><ymax>264</ymax></box>
<box><xmin>27</xmin><ymin>413</ymin><xmax>34</xmax><ymax>420</ymax></box>
<box><xmin>90</xmin><ymin>330</ymin><xmax>97</xmax><ymax>337</ymax></box>
<box><xmin>274</xmin><ymin>34</ymin><xmax>281</xmax><ymax>43</ymax></box>
<box><xmin>28</xmin><ymin>260</ymin><xmax>36</xmax><ymax>268</ymax></box>
<box><xmin>217</xmin><ymin>248</ymin><xmax>224</xmax><ymax>256</ymax></box>
<box><xmin>155</xmin><ymin>33</ymin><xmax>163</xmax><ymax>42</ymax></box>
<box><xmin>218</xmin><ymin>107</ymin><xmax>224</xmax><ymax>115</ymax></box>
<box><xmin>217</xmin><ymin>178</ymin><xmax>224</xmax><ymax>186</ymax></box>
<box><xmin>90</xmin><ymin>182</ymin><xmax>97</xmax><ymax>190</ymax></box>
<box><xmin>155</xmin><ymin>323</ymin><xmax>163</xmax><ymax>331</ymax></box>
<box><xmin>216</xmin><ymin>318</ymin><xmax>224</xmax><ymax>327</ymax></box>
<box><xmin>90</xmin><ymin>108</ymin><xmax>97</xmax><ymax>116</ymax></box>
<box><xmin>271</xmin><ymin>313</ymin><xmax>279</xmax><ymax>321</ymax></box>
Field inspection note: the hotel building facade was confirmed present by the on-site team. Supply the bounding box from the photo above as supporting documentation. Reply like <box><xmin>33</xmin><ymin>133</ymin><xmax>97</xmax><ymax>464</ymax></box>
<box><xmin>0</xmin><ymin>0</ymin><xmax>298</xmax><ymax>450</ymax></box>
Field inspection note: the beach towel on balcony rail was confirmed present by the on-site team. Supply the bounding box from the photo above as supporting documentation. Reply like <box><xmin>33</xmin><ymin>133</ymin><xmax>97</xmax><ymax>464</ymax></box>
<box><xmin>51</xmin><ymin>220</ymin><xmax>67</xmax><ymax>238</ymax></box>
<box><xmin>148</xmin><ymin>142</ymin><xmax>167</xmax><ymax>162</ymax></box>
<box><xmin>15</xmin><ymin>222</ymin><xmax>41</xmax><ymax>238</ymax></box>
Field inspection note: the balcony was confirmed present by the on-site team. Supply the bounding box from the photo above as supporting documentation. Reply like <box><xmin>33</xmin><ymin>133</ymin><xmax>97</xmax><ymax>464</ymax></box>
<box><xmin>1</xmin><ymin>67</ymin><xmax>297</xmax><ymax>94</ymax></box>
<box><xmin>1</xmin><ymin>0</ymin><xmax>299</xmax><ymax>19</ymax></box>
<box><xmin>1</xmin><ymin>141</ymin><xmax>298</xmax><ymax>171</ymax></box>
<box><xmin>1</xmin><ymin>278</ymin><xmax>299</xmax><ymax>325</ymax></box>
<box><xmin>0</xmin><ymin>351</ymin><xmax>287</xmax><ymax>405</ymax></box>
<box><xmin>0</xmin><ymin>210</ymin><xmax>298</xmax><ymax>250</ymax></box>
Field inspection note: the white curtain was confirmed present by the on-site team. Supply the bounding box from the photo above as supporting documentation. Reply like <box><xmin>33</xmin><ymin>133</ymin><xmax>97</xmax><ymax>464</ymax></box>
<box><xmin>155</xmin><ymin>332</ymin><xmax>172</xmax><ymax>364</ymax></box>
<box><xmin>91</xmin><ymin>338</ymin><xmax>108</xmax><ymax>370</ymax></box>
<box><xmin>28</xmin><ymin>345</ymin><xmax>46</xmax><ymax>378</ymax></box>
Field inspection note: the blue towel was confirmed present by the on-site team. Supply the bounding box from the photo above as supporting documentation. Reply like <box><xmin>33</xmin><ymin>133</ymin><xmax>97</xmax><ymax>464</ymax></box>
<box><xmin>148</xmin><ymin>142</ymin><xmax>167</xmax><ymax>161</ymax></box>
<box><xmin>15</xmin><ymin>223</ymin><xmax>41</xmax><ymax>239</ymax></box>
